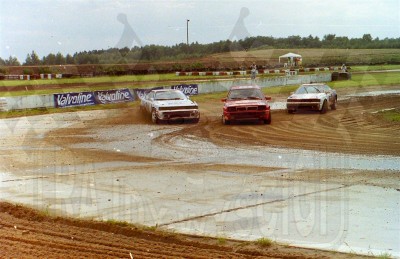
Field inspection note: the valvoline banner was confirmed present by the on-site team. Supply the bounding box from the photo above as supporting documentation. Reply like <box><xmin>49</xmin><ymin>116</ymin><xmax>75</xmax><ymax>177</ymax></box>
<box><xmin>94</xmin><ymin>89</ymin><xmax>133</xmax><ymax>104</ymax></box>
<box><xmin>53</xmin><ymin>86</ymin><xmax>196</xmax><ymax>108</ymax></box>
<box><xmin>171</xmin><ymin>84</ymin><xmax>198</xmax><ymax>96</ymax></box>
<box><xmin>54</xmin><ymin>92</ymin><xmax>96</xmax><ymax>108</ymax></box>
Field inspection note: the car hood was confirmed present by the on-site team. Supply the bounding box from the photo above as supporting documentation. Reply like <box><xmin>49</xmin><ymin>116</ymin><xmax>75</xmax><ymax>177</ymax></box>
<box><xmin>154</xmin><ymin>99</ymin><xmax>197</xmax><ymax>108</ymax></box>
<box><xmin>287</xmin><ymin>93</ymin><xmax>325</xmax><ymax>100</ymax></box>
<box><xmin>225</xmin><ymin>99</ymin><xmax>268</xmax><ymax>107</ymax></box>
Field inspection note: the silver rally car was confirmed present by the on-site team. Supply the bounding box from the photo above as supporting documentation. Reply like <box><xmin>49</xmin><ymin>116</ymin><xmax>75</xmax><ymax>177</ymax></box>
<box><xmin>140</xmin><ymin>89</ymin><xmax>200</xmax><ymax>123</ymax></box>
<box><xmin>286</xmin><ymin>83</ymin><xmax>337</xmax><ymax>114</ymax></box>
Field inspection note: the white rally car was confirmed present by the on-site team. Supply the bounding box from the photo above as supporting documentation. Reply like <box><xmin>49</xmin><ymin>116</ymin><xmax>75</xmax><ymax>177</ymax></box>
<box><xmin>140</xmin><ymin>89</ymin><xmax>200</xmax><ymax>124</ymax></box>
<box><xmin>286</xmin><ymin>83</ymin><xmax>337</xmax><ymax>114</ymax></box>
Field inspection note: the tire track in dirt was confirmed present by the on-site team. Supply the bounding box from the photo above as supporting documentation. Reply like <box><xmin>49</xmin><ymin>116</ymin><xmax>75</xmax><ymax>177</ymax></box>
<box><xmin>195</xmin><ymin>95</ymin><xmax>400</xmax><ymax>156</ymax></box>
<box><xmin>140</xmin><ymin>93</ymin><xmax>400</xmax><ymax>157</ymax></box>
<box><xmin>140</xmin><ymin>95</ymin><xmax>400</xmax><ymax>156</ymax></box>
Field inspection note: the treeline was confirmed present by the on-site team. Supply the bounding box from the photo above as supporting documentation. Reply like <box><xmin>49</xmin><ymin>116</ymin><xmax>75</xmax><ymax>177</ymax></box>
<box><xmin>1</xmin><ymin>34</ymin><xmax>400</xmax><ymax>67</ymax></box>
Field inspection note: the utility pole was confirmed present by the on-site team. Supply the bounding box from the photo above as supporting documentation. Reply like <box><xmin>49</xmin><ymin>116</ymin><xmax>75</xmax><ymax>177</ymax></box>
<box><xmin>186</xmin><ymin>19</ymin><xmax>190</xmax><ymax>45</ymax></box>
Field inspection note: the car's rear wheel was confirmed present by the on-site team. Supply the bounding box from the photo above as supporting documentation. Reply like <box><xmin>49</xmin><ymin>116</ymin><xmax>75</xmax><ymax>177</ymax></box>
<box><xmin>320</xmin><ymin>100</ymin><xmax>328</xmax><ymax>114</ymax></box>
<box><xmin>222</xmin><ymin>115</ymin><xmax>230</xmax><ymax>125</ymax></box>
<box><xmin>151</xmin><ymin>109</ymin><xmax>159</xmax><ymax>124</ymax></box>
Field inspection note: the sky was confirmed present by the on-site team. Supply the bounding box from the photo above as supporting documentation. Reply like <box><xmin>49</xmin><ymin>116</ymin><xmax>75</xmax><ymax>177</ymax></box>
<box><xmin>1</xmin><ymin>0</ymin><xmax>399</xmax><ymax>62</ymax></box>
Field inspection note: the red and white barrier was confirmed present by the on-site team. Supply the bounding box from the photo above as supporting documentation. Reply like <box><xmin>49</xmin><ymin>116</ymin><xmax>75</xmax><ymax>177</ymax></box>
<box><xmin>176</xmin><ymin>67</ymin><xmax>340</xmax><ymax>76</ymax></box>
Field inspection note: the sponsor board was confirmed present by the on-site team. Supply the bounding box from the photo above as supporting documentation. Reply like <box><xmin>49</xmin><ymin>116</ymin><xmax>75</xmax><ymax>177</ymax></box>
<box><xmin>54</xmin><ymin>92</ymin><xmax>96</xmax><ymax>108</ymax></box>
<box><xmin>94</xmin><ymin>89</ymin><xmax>133</xmax><ymax>104</ymax></box>
<box><xmin>171</xmin><ymin>84</ymin><xmax>198</xmax><ymax>96</ymax></box>
<box><xmin>54</xmin><ymin>85</ymin><xmax>196</xmax><ymax>109</ymax></box>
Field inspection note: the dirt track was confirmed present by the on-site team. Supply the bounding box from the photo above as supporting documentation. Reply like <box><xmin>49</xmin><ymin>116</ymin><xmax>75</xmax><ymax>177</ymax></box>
<box><xmin>1</xmin><ymin>85</ymin><xmax>399</xmax><ymax>258</ymax></box>
<box><xmin>108</xmin><ymin>85</ymin><xmax>400</xmax><ymax>157</ymax></box>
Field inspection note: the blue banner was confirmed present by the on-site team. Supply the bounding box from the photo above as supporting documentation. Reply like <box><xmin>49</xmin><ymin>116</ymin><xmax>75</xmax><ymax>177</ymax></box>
<box><xmin>54</xmin><ymin>86</ymin><xmax>196</xmax><ymax>108</ymax></box>
<box><xmin>171</xmin><ymin>84</ymin><xmax>198</xmax><ymax>95</ymax></box>
<box><xmin>54</xmin><ymin>92</ymin><xmax>96</xmax><ymax>108</ymax></box>
<box><xmin>94</xmin><ymin>88</ymin><xmax>133</xmax><ymax>104</ymax></box>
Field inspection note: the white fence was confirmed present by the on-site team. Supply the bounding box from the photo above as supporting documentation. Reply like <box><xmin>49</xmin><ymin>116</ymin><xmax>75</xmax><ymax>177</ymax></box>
<box><xmin>195</xmin><ymin>73</ymin><xmax>331</xmax><ymax>94</ymax></box>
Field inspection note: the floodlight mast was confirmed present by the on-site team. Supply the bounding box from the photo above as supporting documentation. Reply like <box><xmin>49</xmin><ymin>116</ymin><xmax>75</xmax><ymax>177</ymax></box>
<box><xmin>186</xmin><ymin>19</ymin><xmax>190</xmax><ymax>45</ymax></box>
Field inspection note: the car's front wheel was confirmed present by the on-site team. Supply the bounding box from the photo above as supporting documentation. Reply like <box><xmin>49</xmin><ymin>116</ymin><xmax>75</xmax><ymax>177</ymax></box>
<box><xmin>330</xmin><ymin>98</ymin><xmax>337</xmax><ymax>110</ymax></box>
<box><xmin>320</xmin><ymin>100</ymin><xmax>328</xmax><ymax>114</ymax></box>
<box><xmin>222</xmin><ymin>115</ymin><xmax>230</xmax><ymax>125</ymax></box>
<box><xmin>264</xmin><ymin>114</ymin><xmax>271</xmax><ymax>124</ymax></box>
<box><xmin>151</xmin><ymin>109</ymin><xmax>159</xmax><ymax>124</ymax></box>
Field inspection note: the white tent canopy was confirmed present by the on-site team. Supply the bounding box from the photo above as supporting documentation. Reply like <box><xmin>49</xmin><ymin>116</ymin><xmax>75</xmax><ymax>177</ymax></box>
<box><xmin>279</xmin><ymin>52</ymin><xmax>302</xmax><ymax>63</ymax></box>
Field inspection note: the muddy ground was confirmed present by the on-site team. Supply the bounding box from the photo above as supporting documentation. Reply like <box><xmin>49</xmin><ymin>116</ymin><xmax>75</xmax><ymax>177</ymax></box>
<box><xmin>1</xmin><ymin>201</ymin><xmax>375</xmax><ymax>259</ymax></box>
<box><xmin>1</xmin><ymin>85</ymin><xmax>399</xmax><ymax>258</ymax></box>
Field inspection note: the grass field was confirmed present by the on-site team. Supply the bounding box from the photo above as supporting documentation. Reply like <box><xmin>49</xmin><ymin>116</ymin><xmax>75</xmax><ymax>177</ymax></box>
<box><xmin>1</xmin><ymin>69</ymin><xmax>400</xmax><ymax>98</ymax></box>
<box><xmin>379</xmin><ymin>109</ymin><xmax>400</xmax><ymax>122</ymax></box>
<box><xmin>0</xmin><ymin>72</ymin><xmax>293</xmax><ymax>91</ymax></box>
<box><xmin>210</xmin><ymin>48</ymin><xmax>400</xmax><ymax>67</ymax></box>
<box><xmin>0</xmin><ymin>74</ymin><xmax>184</xmax><ymax>87</ymax></box>
<box><xmin>350</xmin><ymin>64</ymin><xmax>400</xmax><ymax>71</ymax></box>
<box><xmin>330</xmin><ymin>71</ymin><xmax>400</xmax><ymax>88</ymax></box>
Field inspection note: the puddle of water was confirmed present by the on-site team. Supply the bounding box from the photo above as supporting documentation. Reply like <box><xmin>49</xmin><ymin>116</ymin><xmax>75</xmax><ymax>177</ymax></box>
<box><xmin>0</xmin><ymin>171</ymin><xmax>16</xmax><ymax>182</ymax></box>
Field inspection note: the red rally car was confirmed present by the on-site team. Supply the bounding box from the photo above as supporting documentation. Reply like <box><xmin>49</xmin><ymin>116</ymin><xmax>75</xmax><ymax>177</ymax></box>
<box><xmin>221</xmin><ymin>85</ymin><xmax>272</xmax><ymax>125</ymax></box>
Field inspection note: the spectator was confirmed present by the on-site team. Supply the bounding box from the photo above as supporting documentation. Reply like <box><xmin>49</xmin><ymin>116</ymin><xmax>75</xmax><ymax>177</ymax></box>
<box><xmin>251</xmin><ymin>63</ymin><xmax>257</xmax><ymax>80</ymax></box>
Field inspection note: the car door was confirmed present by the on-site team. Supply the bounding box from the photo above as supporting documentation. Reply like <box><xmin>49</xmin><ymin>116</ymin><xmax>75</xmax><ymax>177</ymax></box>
<box><xmin>141</xmin><ymin>92</ymin><xmax>151</xmax><ymax>113</ymax></box>
<box><xmin>323</xmin><ymin>85</ymin><xmax>335</xmax><ymax>104</ymax></box>
<box><xmin>146</xmin><ymin>92</ymin><xmax>154</xmax><ymax>112</ymax></box>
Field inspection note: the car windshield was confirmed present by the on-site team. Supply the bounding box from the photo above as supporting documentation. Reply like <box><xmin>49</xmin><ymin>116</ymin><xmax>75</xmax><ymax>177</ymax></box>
<box><xmin>295</xmin><ymin>86</ymin><xmax>321</xmax><ymax>94</ymax></box>
<box><xmin>154</xmin><ymin>91</ymin><xmax>186</xmax><ymax>100</ymax></box>
<box><xmin>315</xmin><ymin>85</ymin><xmax>330</xmax><ymax>92</ymax></box>
<box><xmin>227</xmin><ymin>88</ymin><xmax>264</xmax><ymax>100</ymax></box>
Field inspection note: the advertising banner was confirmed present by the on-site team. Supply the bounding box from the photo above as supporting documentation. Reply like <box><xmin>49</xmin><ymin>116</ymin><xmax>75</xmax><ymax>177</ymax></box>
<box><xmin>54</xmin><ymin>92</ymin><xmax>96</xmax><ymax>108</ymax></box>
<box><xmin>94</xmin><ymin>88</ymin><xmax>133</xmax><ymax>104</ymax></box>
<box><xmin>171</xmin><ymin>84</ymin><xmax>198</xmax><ymax>96</ymax></box>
